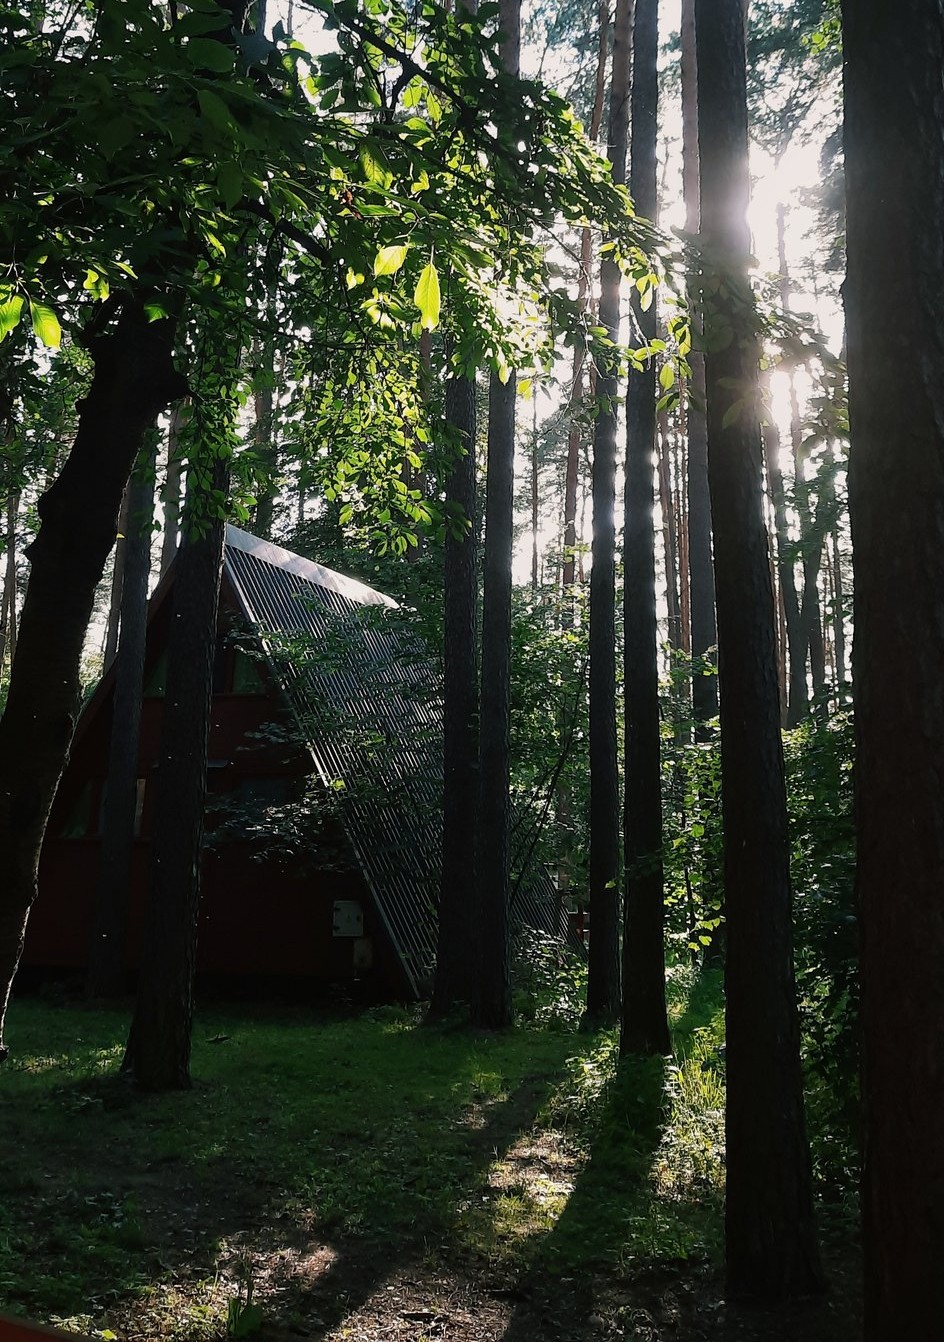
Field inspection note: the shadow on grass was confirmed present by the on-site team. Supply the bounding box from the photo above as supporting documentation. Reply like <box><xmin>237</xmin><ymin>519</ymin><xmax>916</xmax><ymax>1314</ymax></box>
<box><xmin>0</xmin><ymin>998</ymin><xmax>575</xmax><ymax>1337</ymax></box>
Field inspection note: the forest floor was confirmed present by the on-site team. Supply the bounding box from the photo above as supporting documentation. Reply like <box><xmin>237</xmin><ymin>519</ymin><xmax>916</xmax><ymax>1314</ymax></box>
<box><xmin>0</xmin><ymin>978</ymin><xmax>860</xmax><ymax>1342</ymax></box>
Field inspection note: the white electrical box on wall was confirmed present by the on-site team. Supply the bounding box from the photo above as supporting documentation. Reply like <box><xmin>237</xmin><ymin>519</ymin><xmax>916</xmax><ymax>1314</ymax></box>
<box><xmin>333</xmin><ymin>900</ymin><xmax>364</xmax><ymax>937</ymax></box>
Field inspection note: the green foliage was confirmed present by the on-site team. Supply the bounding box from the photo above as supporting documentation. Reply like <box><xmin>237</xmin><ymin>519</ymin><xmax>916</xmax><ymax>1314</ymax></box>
<box><xmin>512</xmin><ymin>927</ymin><xmax>587</xmax><ymax>1030</ymax></box>
<box><xmin>785</xmin><ymin>710</ymin><xmax>858</xmax><ymax>1194</ymax></box>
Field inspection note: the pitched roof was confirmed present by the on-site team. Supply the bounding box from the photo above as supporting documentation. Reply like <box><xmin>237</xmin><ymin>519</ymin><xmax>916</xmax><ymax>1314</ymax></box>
<box><xmin>222</xmin><ymin>526</ymin><xmax>565</xmax><ymax>998</ymax></box>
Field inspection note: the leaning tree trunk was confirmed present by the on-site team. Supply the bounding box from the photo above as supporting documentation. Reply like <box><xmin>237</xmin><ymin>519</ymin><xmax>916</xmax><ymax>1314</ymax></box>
<box><xmin>87</xmin><ymin>446</ymin><xmax>156</xmax><ymax>999</ymax></box>
<box><xmin>621</xmin><ymin>0</ymin><xmax>670</xmax><ymax>1058</ymax></box>
<box><xmin>430</xmin><ymin>374</ymin><xmax>479</xmax><ymax>1018</ymax></box>
<box><xmin>586</xmin><ymin>0</ymin><xmax>633</xmax><ymax>1029</ymax></box>
<box><xmin>680</xmin><ymin>0</ymin><xmax>717</xmax><ymax>739</ymax></box>
<box><xmin>0</xmin><ymin>304</ymin><xmax>183</xmax><ymax>1063</ymax></box>
<box><xmin>470</xmin><ymin>0</ymin><xmax>520</xmax><ymax>1031</ymax></box>
<box><xmin>694</xmin><ymin>0</ymin><xmax>823</xmax><ymax>1300</ymax></box>
<box><xmin>844</xmin><ymin>3</ymin><xmax>944</xmax><ymax>1337</ymax></box>
<box><xmin>123</xmin><ymin>459</ymin><xmax>228</xmax><ymax>1090</ymax></box>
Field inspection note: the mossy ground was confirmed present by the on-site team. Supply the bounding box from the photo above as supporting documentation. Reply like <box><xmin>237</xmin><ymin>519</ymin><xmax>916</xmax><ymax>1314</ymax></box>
<box><xmin>0</xmin><ymin>971</ymin><xmax>857</xmax><ymax>1341</ymax></box>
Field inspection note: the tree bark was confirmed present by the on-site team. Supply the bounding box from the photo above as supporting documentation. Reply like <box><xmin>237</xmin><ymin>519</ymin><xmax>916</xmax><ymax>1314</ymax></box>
<box><xmin>586</xmin><ymin>0</ymin><xmax>633</xmax><ymax>1029</ymax></box>
<box><xmin>473</xmin><ymin>371</ymin><xmax>515</xmax><ymax>1029</ymax></box>
<box><xmin>657</xmin><ymin>412</ymin><xmax>682</xmax><ymax>653</ymax></box>
<box><xmin>430</xmin><ymin>375</ymin><xmax>479</xmax><ymax>1018</ymax></box>
<box><xmin>123</xmin><ymin>458</ymin><xmax>227</xmax><ymax>1089</ymax></box>
<box><xmin>0</xmin><ymin>304</ymin><xmax>184</xmax><ymax>1063</ymax></box>
<box><xmin>471</xmin><ymin>0</ymin><xmax>519</xmax><ymax>1031</ymax></box>
<box><xmin>762</xmin><ymin>409</ymin><xmax>806</xmax><ymax>726</ymax></box>
<box><xmin>87</xmin><ymin>446</ymin><xmax>156</xmax><ymax>998</ymax></box>
<box><xmin>563</xmin><ymin>0</ymin><xmax>608</xmax><ymax>599</ymax></box>
<box><xmin>622</xmin><ymin>0</ymin><xmax>670</xmax><ymax>1058</ymax></box>
<box><xmin>695</xmin><ymin>0</ymin><xmax>823</xmax><ymax>1299</ymax></box>
<box><xmin>681</xmin><ymin>0</ymin><xmax>718</xmax><ymax>738</ymax></box>
<box><xmin>844</xmin><ymin>3</ymin><xmax>944</xmax><ymax>1336</ymax></box>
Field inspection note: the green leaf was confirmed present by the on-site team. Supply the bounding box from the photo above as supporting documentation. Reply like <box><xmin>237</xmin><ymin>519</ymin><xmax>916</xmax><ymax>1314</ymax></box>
<box><xmin>29</xmin><ymin>299</ymin><xmax>61</xmax><ymax>348</ymax></box>
<box><xmin>373</xmin><ymin>244</ymin><xmax>408</xmax><ymax>277</ymax></box>
<box><xmin>658</xmin><ymin>362</ymin><xmax>675</xmax><ymax>391</ymax></box>
<box><xmin>187</xmin><ymin>37</ymin><xmax>236</xmax><ymax>72</ymax></box>
<box><xmin>0</xmin><ymin>293</ymin><xmax>25</xmax><ymax>343</ymax></box>
<box><xmin>217</xmin><ymin>160</ymin><xmax>244</xmax><ymax>209</ymax></box>
<box><xmin>83</xmin><ymin>269</ymin><xmax>110</xmax><ymax>300</ymax></box>
<box><xmin>413</xmin><ymin>261</ymin><xmax>440</xmax><ymax>331</ymax></box>
<box><xmin>198</xmin><ymin>88</ymin><xmax>236</xmax><ymax>134</ymax></box>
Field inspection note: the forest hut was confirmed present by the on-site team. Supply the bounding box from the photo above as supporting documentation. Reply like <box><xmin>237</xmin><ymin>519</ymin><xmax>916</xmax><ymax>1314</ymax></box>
<box><xmin>24</xmin><ymin>526</ymin><xmax>565</xmax><ymax>998</ymax></box>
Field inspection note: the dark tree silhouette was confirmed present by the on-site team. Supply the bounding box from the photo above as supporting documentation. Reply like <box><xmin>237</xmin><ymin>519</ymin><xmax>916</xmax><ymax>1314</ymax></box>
<box><xmin>844</xmin><ymin>2</ymin><xmax>944</xmax><ymax>1336</ymax></box>
<box><xmin>694</xmin><ymin>0</ymin><xmax>823</xmax><ymax>1299</ymax></box>
<box><xmin>621</xmin><ymin>0</ymin><xmax>670</xmax><ymax>1058</ymax></box>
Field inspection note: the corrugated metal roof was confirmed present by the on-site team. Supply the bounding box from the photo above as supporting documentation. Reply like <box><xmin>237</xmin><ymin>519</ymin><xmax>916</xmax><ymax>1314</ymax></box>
<box><xmin>222</xmin><ymin>526</ymin><xmax>566</xmax><ymax>999</ymax></box>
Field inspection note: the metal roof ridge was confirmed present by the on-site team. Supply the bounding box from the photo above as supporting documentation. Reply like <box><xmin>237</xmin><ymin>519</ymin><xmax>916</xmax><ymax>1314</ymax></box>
<box><xmin>224</xmin><ymin>525</ymin><xmax>398</xmax><ymax>609</ymax></box>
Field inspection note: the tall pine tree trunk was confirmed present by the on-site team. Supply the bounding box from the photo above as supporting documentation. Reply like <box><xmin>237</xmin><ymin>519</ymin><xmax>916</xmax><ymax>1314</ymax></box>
<box><xmin>471</xmin><ymin>0</ymin><xmax>519</xmax><ymax>1031</ymax></box>
<box><xmin>844</xmin><ymin>3</ymin><xmax>944</xmax><ymax>1335</ymax></box>
<box><xmin>430</xmin><ymin>375</ymin><xmax>479</xmax><ymax>1017</ymax></box>
<box><xmin>87</xmin><ymin>446</ymin><xmax>156</xmax><ymax>998</ymax></box>
<box><xmin>586</xmin><ymin>0</ymin><xmax>633</xmax><ymax>1028</ymax></box>
<box><xmin>680</xmin><ymin>0</ymin><xmax>717</xmax><ymax>739</ymax></box>
<box><xmin>0</xmin><ymin>304</ymin><xmax>184</xmax><ymax>1063</ymax></box>
<box><xmin>563</xmin><ymin>0</ymin><xmax>607</xmax><ymax>598</ymax></box>
<box><xmin>694</xmin><ymin>0</ymin><xmax>823</xmax><ymax>1299</ymax></box>
<box><xmin>621</xmin><ymin>0</ymin><xmax>670</xmax><ymax>1058</ymax></box>
<box><xmin>123</xmin><ymin>457</ymin><xmax>228</xmax><ymax>1089</ymax></box>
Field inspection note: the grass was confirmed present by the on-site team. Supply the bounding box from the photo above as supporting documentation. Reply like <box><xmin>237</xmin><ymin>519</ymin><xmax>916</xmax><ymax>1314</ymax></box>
<box><xmin>0</xmin><ymin>971</ymin><xmax>728</xmax><ymax>1337</ymax></box>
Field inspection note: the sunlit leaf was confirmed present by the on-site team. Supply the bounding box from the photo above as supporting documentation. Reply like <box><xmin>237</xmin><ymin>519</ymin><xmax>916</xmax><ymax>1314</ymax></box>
<box><xmin>0</xmin><ymin>293</ymin><xmax>25</xmax><ymax>343</ymax></box>
<box><xmin>413</xmin><ymin>261</ymin><xmax>440</xmax><ymax>331</ymax></box>
<box><xmin>29</xmin><ymin>299</ymin><xmax>61</xmax><ymax>348</ymax></box>
<box><xmin>373</xmin><ymin>244</ymin><xmax>408</xmax><ymax>277</ymax></box>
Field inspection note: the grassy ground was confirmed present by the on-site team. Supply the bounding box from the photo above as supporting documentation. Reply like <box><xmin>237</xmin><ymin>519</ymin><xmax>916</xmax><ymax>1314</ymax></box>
<box><xmin>0</xmin><ymin>969</ymin><xmax>857</xmax><ymax>1342</ymax></box>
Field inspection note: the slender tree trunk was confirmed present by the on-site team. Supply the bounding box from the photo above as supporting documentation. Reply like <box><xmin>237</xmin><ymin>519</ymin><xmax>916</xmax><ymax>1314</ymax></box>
<box><xmin>160</xmin><ymin>403</ymin><xmax>185</xmax><ymax>578</ymax></box>
<box><xmin>87</xmin><ymin>446</ymin><xmax>156</xmax><ymax>998</ymax></box>
<box><xmin>252</xmin><ymin>332</ymin><xmax>277</xmax><ymax>541</ymax></box>
<box><xmin>0</xmin><ymin>492</ymin><xmax>20</xmax><ymax>671</ymax></box>
<box><xmin>473</xmin><ymin>370</ymin><xmax>515</xmax><ymax>1030</ymax></box>
<box><xmin>681</xmin><ymin>0</ymin><xmax>717</xmax><ymax>739</ymax></box>
<box><xmin>830</xmin><ymin>530</ymin><xmax>847</xmax><ymax>697</ymax></box>
<box><xmin>586</xmin><ymin>0</ymin><xmax>633</xmax><ymax>1028</ymax></box>
<box><xmin>762</xmin><ymin>410</ymin><xmax>806</xmax><ymax>725</ymax></box>
<box><xmin>676</xmin><ymin>423</ymin><xmax>692</xmax><ymax>655</ymax></box>
<box><xmin>471</xmin><ymin>0</ymin><xmax>519</xmax><ymax>1031</ymax></box>
<box><xmin>844</xmin><ymin>4</ymin><xmax>944</xmax><ymax>1335</ymax></box>
<box><xmin>695</xmin><ymin>0</ymin><xmax>823</xmax><ymax>1299</ymax></box>
<box><xmin>657</xmin><ymin>410</ymin><xmax>681</xmax><ymax>652</ymax></box>
<box><xmin>0</xmin><ymin>305</ymin><xmax>184</xmax><ymax>1063</ymax></box>
<box><xmin>430</xmin><ymin>375</ymin><xmax>479</xmax><ymax>1017</ymax></box>
<box><xmin>123</xmin><ymin>458</ymin><xmax>228</xmax><ymax>1089</ymax></box>
<box><xmin>622</xmin><ymin>0</ymin><xmax>670</xmax><ymax>1058</ymax></box>
<box><xmin>563</xmin><ymin>0</ymin><xmax>607</xmax><ymax>599</ymax></box>
<box><xmin>530</xmin><ymin>395</ymin><xmax>539</xmax><ymax>590</ymax></box>
<box><xmin>103</xmin><ymin>488</ymin><xmax>130</xmax><ymax>669</ymax></box>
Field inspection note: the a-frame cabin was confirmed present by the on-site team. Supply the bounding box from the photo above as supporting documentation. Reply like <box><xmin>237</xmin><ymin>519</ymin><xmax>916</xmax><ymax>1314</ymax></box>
<box><xmin>24</xmin><ymin>527</ymin><xmax>565</xmax><ymax>999</ymax></box>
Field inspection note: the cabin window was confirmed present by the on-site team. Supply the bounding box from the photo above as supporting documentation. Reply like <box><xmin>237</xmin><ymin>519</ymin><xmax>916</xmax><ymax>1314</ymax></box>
<box><xmin>58</xmin><ymin>780</ymin><xmax>94</xmax><ymax>838</ymax></box>
<box><xmin>231</xmin><ymin>648</ymin><xmax>266</xmax><ymax>694</ymax></box>
<box><xmin>143</xmin><ymin>651</ymin><xmax>167</xmax><ymax>697</ymax></box>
